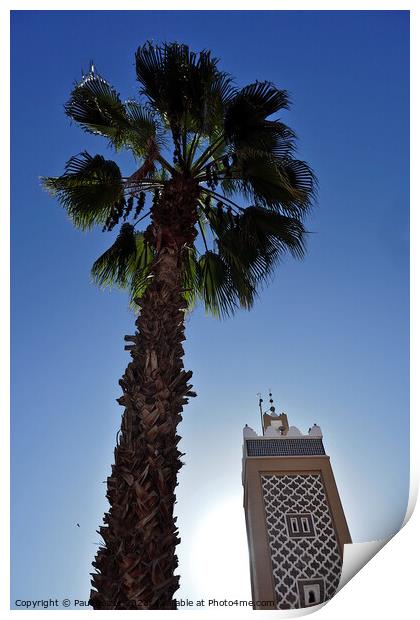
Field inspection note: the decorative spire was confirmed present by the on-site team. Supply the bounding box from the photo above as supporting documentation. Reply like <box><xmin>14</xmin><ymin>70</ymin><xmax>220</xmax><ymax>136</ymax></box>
<box><xmin>268</xmin><ymin>389</ymin><xmax>276</xmax><ymax>414</ymax></box>
<box><xmin>257</xmin><ymin>392</ymin><xmax>264</xmax><ymax>434</ymax></box>
<box><xmin>79</xmin><ymin>60</ymin><xmax>108</xmax><ymax>87</ymax></box>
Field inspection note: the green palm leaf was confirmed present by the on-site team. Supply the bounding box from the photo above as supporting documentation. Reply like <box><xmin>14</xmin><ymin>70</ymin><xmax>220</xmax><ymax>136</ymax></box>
<box><xmin>41</xmin><ymin>151</ymin><xmax>124</xmax><ymax>229</ymax></box>
<box><xmin>65</xmin><ymin>69</ymin><xmax>129</xmax><ymax>148</ymax></box>
<box><xmin>223</xmin><ymin>154</ymin><xmax>316</xmax><ymax>216</ymax></box>
<box><xmin>135</xmin><ymin>42</ymin><xmax>234</xmax><ymax>138</ymax></box>
<box><xmin>129</xmin><ymin>233</ymin><xmax>155</xmax><ymax>306</ymax></box>
<box><xmin>91</xmin><ymin>223</ymin><xmax>137</xmax><ymax>288</ymax></box>
<box><xmin>92</xmin><ymin>225</ymin><xmax>155</xmax><ymax>302</ymax></box>
<box><xmin>224</xmin><ymin>81</ymin><xmax>294</xmax><ymax>157</ymax></box>
<box><xmin>197</xmin><ymin>250</ymin><xmax>238</xmax><ymax>318</ymax></box>
<box><xmin>201</xmin><ymin>205</ymin><xmax>305</xmax><ymax>314</ymax></box>
<box><xmin>124</xmin><ymin>101</ymin><xmax>166</xmax><ymax>156</ymax></box>
<box><xmin>181</xmin><ymin>245</ymin><xmax>199</xmax><ymax>310</ymax></box>
<box><xmin>241</xmin><ymin>206</ymin><xmax>306</xmax><ymax>260</ymax></box>
<box><xmin>65</xmin><ymin>68</ymin><xmax>164</xmax><ymax>158</ymax></box>
<box><xmin>216</xmin><ymin>206</ymin><xmax>306</xmax><ymax>277</ymax></box>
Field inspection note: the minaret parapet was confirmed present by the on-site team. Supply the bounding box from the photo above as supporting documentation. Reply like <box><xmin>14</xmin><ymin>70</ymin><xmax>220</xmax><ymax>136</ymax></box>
<box><xmin>287</xmin><ymin>425</ymin><xmax>303</xmax><ymax>437</ymax></box>
<box><xmin>247</xmin><ymin>393</ymin><xmax>324</xmax><ymax>457</ymax></box>
<box><xmin>308</xmin><ymin>424</ymin><xmax>322</xmax><ymax>437</ymax></box>
<box><xmin>243</xmin><ymin>422</ymin><xmax>323</xmax><ymax>440</ymax></box>
<box><xmin>243</xmin><ymin>424</ymin><xmax>259</xmax><ymax>438</ymax></box>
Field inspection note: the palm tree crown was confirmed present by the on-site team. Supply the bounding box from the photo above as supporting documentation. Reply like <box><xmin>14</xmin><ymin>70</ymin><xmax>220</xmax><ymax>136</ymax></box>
<box><xmin>43</xmin><ymin>42</ymin><xmax>316</xmax><ymax>317</ymax></box>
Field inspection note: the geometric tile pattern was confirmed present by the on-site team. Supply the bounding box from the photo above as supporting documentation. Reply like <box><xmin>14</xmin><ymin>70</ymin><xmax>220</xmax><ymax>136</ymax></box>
<box><xmin>261</xmin><ymin>474</ymin><xmax>342</xmax><ymax>609</ymax></box>
<box><xmin>247</xmin><ymin>438</ymin><xmax>325</xmax><ymax>457</ymax></box>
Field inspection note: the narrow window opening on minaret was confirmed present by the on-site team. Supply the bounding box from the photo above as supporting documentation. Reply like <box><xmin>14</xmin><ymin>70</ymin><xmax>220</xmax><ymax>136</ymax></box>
<box><xmin>308</xmin><ymin>590</ymin><xmax>315</xmax><ymax>604</ymax></box>
<box><xmin>291</xmin><ymin>518</ymin><xmax>298</xmax><ymax>533</ymax></box>
<box><xmin>302</xmin><ymin>518</ymin><xmax>309</xmax><ymax>533</ymax></box>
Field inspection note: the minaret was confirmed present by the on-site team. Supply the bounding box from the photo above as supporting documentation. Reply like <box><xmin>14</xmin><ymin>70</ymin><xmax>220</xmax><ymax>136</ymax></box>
<box><xmin>242</xmin><ymin>394</ymin><xmax>351</xmax><ymax>609</ymax></box>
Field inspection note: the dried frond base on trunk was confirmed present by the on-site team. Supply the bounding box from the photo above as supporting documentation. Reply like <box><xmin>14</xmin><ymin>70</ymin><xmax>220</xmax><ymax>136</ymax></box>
<box><xmin>91</xmin><ymin>178</ymin><xmax>200</xmax><ymax>610</ymax></box>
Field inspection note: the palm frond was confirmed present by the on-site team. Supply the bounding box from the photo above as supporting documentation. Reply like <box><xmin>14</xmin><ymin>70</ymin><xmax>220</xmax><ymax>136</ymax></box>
<box><xmin>223</xmin><ymin>154</ymin><xmax>316</xmax><ymax>216</ymax></box>
<box><xmin>181</xmin><ymin>245</ymin><xmax>199</xmax><ymax>310</ymax></box>
<box><xmin>123</xmin><ymin>100</ymin><xmax>166</xmax><ymax>156</ymax></box>
<box><xmin>234</xmin><ymin>81</ymin><xmax>290</xmax><ymax>116</ymax></box>
<box><xmin>65</xmin><ymin>66</ymin><xmax>165</xmax><ymax>159</ymax></box>
<box><xmin>65</xmin><ymin>69</ymin><xmax>129</xmax><ymax>148</ymax></box>
<box><xmin>91</xmin><ymin>223</ymin><xmax>137</xmax><ymax>288</ymax></box>
<box><xmin>224</xmin><ymin>81</ymin><xmax>292</xmax><ymax>157</ymax></box>
<box><xmin>196</xmin><ymin>250</ymin><xmax>240</xmax><ymax>318</ymax></box>
<box><xmin>242</xmin><ymin>206</ymin><xmax>306</xmax><ymax>260</ymax></box>
<box><xmin>203</xmin><ymin>204</ymin><xmax>305</xmax><ymax>304</ymax></box>
<box><xmin>230</xmin><ymin>121</ymin><xmax>296</xmax><ymax>160</ymax></box>
<box><xmin>135</xmin><ymin>42</ymin><xmax>234</xmax><ymax>139</ymax></box>
<box><xmin>129</xmin><ymin>233</ymin><xmax>155</xmax><ymax>306</ymax></box>
<box><xmin>41</xmin><ymin>152</ymin><xmax>124</xmax><ymax>229</ymax></box>
<box><xmin>217</xmin><ymin>206</ymin><xmax>305</xmax><ymax>269</ymax></box>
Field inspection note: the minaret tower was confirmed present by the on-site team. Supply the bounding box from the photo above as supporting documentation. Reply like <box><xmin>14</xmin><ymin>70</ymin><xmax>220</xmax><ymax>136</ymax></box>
<box><xmin>242</xmin><ymin>394</ymin><xmax>351</xmax><ymax>609</ymax></box>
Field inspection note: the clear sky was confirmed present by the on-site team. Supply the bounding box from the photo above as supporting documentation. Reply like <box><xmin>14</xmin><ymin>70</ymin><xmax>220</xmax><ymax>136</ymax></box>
<box><xmin>11</xmin><ymin>10</ymin><xmax>409</xmax><ymax>609</ymax></box>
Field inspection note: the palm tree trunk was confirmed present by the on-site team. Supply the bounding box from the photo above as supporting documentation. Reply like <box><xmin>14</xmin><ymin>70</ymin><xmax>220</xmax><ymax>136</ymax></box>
<box><xmin>90</xmin><ymin>177</ymin><xmax>199</xmax><ymax>610</ymax></box>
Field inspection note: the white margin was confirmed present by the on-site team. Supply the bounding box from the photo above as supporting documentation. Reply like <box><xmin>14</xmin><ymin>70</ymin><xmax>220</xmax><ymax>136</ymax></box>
<box><xmin>3</xmin><ymin>2</ymin><xmax>417</xmax><ymax>619</ymax></box>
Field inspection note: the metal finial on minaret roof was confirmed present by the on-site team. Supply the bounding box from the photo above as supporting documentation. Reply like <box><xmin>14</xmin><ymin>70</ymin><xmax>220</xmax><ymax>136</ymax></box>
<box><xmin>268</xmin><ymin>389</ymin><xmax>276</xmax><ymax>414</ymax></box>
<box><xmin>257</xmin><ymin>393</ymin><xmax>264</xmax><ymax>434</ymax></box>
<box><xmin>80</xmin><ymin>61</ymin><xmax>97</xmax><ymax>86</ymax></box>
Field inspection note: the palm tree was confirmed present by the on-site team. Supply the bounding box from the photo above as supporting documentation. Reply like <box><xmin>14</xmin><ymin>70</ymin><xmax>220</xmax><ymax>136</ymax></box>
<box><xmin>42</xmin><ymin>42</ymin><xmax>316</xmax><ymax>610</ymax></box>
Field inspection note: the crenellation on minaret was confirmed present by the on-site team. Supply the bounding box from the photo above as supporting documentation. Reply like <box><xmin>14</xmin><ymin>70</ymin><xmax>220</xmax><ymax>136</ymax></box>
<box><xmin>243</xmin><ymin>420</ymin><xmax>322</xmax><ymax>440</ymax></box>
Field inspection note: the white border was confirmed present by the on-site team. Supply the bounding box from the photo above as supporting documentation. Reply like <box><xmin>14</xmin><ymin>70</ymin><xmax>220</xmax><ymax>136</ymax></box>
<box><xmin>3</xmin><ymin>2</ymin><xmax>417</xmax><ymax>619</ymax></box>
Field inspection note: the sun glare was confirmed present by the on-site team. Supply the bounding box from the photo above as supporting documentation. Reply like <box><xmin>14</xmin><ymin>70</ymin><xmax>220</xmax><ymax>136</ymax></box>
<box><xmin>186</xmin><ymin>496</ymin><xmax>251</xmax><ymax>603</ymax></box>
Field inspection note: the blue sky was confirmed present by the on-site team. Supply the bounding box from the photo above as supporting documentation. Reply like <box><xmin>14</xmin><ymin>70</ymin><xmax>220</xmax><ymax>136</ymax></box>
<box><xmin>11</xmin><ymin>10</ymin><xmax>409</xmax><ymax>608</ymax></box>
